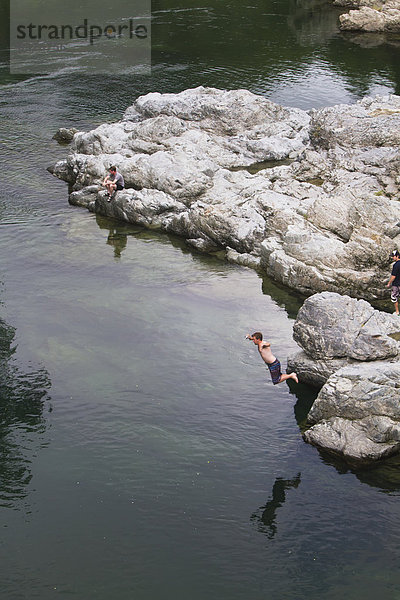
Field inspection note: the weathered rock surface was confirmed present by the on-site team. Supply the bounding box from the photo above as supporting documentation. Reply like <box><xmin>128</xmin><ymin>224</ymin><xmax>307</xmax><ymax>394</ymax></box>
<box><xmin>293</xmin><ymin>291</ymin><xmax>400</xmax><ymax>363</ymax></box>
<box><xmin>50</xmin><ymin>87</ymin><xmax>400</xmax><ymax>301</ymax></box>
<box><xmin>53</xmin><ymin>127</ymin><xmax>79</xmax><ymax>144</ymax></box>
<box><xmin>335</xmin><ymin>0</ymin><xmax>400</xmax><ymax>32</ymax></box>
<box><xmin>288</xmin><ymin>351</ymin><xmax>351</xmax><ymax>388</ymax></box>
<box><xmin>288</xmin><ymin>291</ymin><xmax>400</xmax><ymax>462</ymax></box>
<box><xmin>288</xmin><ymin>291</ymin><xmax>400</xmax><ymax>385</ymax></box>
<box><xmin>304</xmin><ymin>362</ymin><xmax>400</xmax><ymax>462</ymax></box>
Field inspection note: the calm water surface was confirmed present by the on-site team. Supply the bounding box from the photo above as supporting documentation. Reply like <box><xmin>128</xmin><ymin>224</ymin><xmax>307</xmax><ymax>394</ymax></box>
<box><xmin>1</xmin><ymin>1</ymin><xmax>400</xmax><ymax>598</ymax></box>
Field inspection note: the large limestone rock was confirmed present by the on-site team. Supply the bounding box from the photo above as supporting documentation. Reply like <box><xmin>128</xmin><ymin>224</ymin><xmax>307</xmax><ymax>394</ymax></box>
<box><xmin>50</xmin><ymin>87</ymin><xmax>400</xmax><ymax>301</ymax></box>
<box><xmin>293</xmin><ymin>291</ymin><xmax>400</xmax><ymax>361</ymax></box>
<box><xmin>287</xmin><ymin>291</ymin><xmax>400</xmax><ymax>463</ymax></box>
<box><xmin>288</xmin><ymin>291</ymin><xmax>400</xmax><ymax>386</ymax></box>
<box><xmin>309</xmin><ymin>95</ymin><xmax>400</xmax><ymax>148</ymax></box>
<box><xmin>335</xmin><ymin>0</ymin><xmax>400</xmax><ymax>32</ymax></box>
<box><xmin>304</xmin><ymin>362</ymin><xmax>400</xmax><ymax>462</ymax></box>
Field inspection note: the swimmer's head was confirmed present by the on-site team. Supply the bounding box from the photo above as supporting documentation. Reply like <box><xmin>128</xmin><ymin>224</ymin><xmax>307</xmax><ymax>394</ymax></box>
<box><xmin>251</xmin><ymin>332</ymin><xmax>263</xmax><ymax>341</ymax></box>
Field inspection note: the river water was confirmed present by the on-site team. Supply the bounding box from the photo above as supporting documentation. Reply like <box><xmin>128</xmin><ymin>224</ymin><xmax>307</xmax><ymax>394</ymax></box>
<box><xmin>1</xmin><ymin>1</ymin><xmax>400</xmax><ymax>599</ymax></box>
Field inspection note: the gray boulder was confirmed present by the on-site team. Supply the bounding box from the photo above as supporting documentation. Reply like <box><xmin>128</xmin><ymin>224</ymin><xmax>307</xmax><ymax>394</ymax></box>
<box><xmin>287</xmin><ymin>350</ymin><xmax>350</xmax><ymax>388</ymax></box>
<box><xmin>50</xmin><ymin>87</ymin><xmax>400</xmax><ymax>300</ymax></box>
<box><xmin>309</xmin><ymin>95</ymin><xmax>400</xmax><ymax>148</ymax></box>
<box><xmin>293</xmin><ymin>291</ymin><xmax>400</xmax><ymax>362</ymax></box>
<box><xmin>337</xmin><ymin>0</ymin><xmax>400</xmax><ymax>32</ymax></box>
<box><xmin>53</xmin><ymin>127</ymin><xmax>78</xmax><ymax>144</ymax></box>
<box><xmin>288</xmin><ymin>291</ymin><xmax>400</xmax><ymax>387</ymax></box>
<box><xmin>304</xmin><ymin>362</ymin><xmax>400</xmax><ymax>462</ymax></box>
<box><xmin>288</xmin><ymin>291</ymin><xmax>400</xmax><ymax>462</ymax></box>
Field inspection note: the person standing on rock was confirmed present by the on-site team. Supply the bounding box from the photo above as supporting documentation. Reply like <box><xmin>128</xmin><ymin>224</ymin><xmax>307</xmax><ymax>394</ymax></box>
<box><xmin>246</xmin><ymin>332</ymin><xmax>298</xmax><ymax>385</ymax></box>
<box><xmin>102</xmin><ymin>166</ymin><xmax>125</xmax><ymax>200</ymax></box>
<box><xmin>387</xmin><ymin>250</ymin><xmax>400</xmax><ymax>315</ymax></box>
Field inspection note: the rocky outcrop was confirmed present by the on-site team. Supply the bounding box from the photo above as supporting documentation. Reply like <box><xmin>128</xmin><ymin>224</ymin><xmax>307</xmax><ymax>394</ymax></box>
<box><xmin>50</xmin><ymin>87</ymin><xmax>400</xmax><ymax>301</ymax></box>
<box><xmin>53</xmin><ymin>127</ymin><xmax>79</xmax><ymax>144</ymax></box>
<box><xmin>334</xmin><ymin>0</ymin><xmax>400</xmax><ymax>32</ymax></box>
<box><xmin>304</xmin><ymin>362</ymin><xmax>400</xmax><ymax>462</ymax></box>
<box><xmin>288</xmin><ymin>291</ymin><xmax>400</xmax><ymax>462</ymax></box>
<box><xmin>293</xmin><ymin>291</ymin><xmax>400</xmax><ymax>365</ymax></box>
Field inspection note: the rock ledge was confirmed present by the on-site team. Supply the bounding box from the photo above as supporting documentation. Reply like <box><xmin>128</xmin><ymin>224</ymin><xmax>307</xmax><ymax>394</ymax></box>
<box><xmin>288</xmin><ymin>292</ymin><xmax>400</xmax><ymax>463</ymax></box>
<box><xmin>50</xmin><ymin>87</ymin><xmax>400</xmax><ymax>301</ymax></box>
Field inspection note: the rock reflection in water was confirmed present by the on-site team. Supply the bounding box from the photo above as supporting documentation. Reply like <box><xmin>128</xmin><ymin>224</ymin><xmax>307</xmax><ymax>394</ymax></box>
<box><xmin>251</xmin><ymin>473</ymin><xmax>301</xmax><ymax>539</ymax></box>
<box><xmin>0</xmin><ymin>317</ymin><xmax>51</xmax><ymax>509</ymax></box>
<box><xmin>287</xmin><ymin>0</ymin><xmax>343</xmax><ymax>46</ymax></box>
<box><xmin>290</xmin><ymin>380</ymin><xmax>400</xmax><ymax>493</ymax></box>
<box><xmin>314</xmin><ymin>448</ymin><xmax>400</xmax><ymax>494</ymax></box>
<box><xmin>96</xmin><ymin>215</ymin><xmax>145</xmax><ymax>259</ymax></box>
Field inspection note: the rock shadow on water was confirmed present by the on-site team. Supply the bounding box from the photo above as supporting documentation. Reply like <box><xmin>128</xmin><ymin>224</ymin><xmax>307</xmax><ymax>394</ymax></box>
<box><xmin>286</xmin><ymin>376</ymin><xmax>400</xmax><ymax>494</ymax></box>
<box><xmin>311</xmin><ymin>448</ymin><xmax>400</xmax><ymax>494</ymax></box>
<box><xmin>261</xmin><ymin>275</ymin><xmax>306</xmax><ymax>321</ymax></box>
<box><xmin>0</xmin><ymin>316</ymin><xmax>51</xmax><ymax>510</ymax></box>
<box><xmin>250</xmin><ymin>473</ymin><xmax>302</xmax><ymax>539</ymax></box>
<box><xmin>95</xmin><ymin>213</ymin><xmax>239</xmax><ymax>270</ymax></box>
<box><xmin>290</xmin><ymin>381</ymin><xmax>320</xmax><ymax>431</ymax></box>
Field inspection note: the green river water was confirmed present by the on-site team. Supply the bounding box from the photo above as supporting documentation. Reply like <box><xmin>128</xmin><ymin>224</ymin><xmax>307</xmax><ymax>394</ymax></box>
<box><xmin>1</xmin><ymin>1</ymin><xmax>400</xmax><ymax>599</ymax></box>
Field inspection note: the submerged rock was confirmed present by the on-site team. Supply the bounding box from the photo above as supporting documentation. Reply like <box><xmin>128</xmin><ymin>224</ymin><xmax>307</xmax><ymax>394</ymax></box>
<box><xmin>53</xmin><ymin>127</ymin><xmax>78</xmax><ymax>144</ymax></box>
<box><xmin>50</xmin><ymin>87</ymin><xmax>400</xmax><ymax>300</ymax></box>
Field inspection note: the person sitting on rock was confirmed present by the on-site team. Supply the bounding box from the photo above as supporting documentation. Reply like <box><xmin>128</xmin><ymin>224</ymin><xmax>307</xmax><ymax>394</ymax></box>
<box><xmin>387</xmin><ymin>250</ymin><xmax>400</xmax><ymax>316</ymax></box>
<box><xmin>102</xmin><ymin>166</ymin><xmax>125</xmax><ymax>200</ymax></box>
<box><xmin>246</xmin><ymin>331</ymin><xmax>298</xmax><ymax>384</ymax></box>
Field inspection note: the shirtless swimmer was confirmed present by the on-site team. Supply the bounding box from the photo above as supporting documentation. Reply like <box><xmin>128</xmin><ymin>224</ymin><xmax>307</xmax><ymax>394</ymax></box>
<box><xmin>246</xmin><ymin>332</ymin><xmax>298</xmax><ymax>385</ymax></box>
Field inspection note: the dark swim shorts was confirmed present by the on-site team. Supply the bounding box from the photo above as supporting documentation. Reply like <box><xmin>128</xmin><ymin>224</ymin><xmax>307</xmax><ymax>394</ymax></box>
<box><xmin>267</xmin><ymin>359</ymin><xmax>282</xmax><ymax>385</ymax></box>
<box><xmin>116</xmin><ymin>183</ymin><xmax>124</xmax><ymax>191</ymax></box>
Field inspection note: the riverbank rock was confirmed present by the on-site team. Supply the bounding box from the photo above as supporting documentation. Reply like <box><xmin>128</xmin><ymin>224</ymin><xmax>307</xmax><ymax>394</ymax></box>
<box><xmin>53</xmin><ymin>127</ymin><xmax>79</xmax><ymax>144</ymax></box>
<box><xmin>287</xmin><ymin>291</ymin><xmax>400</xmax><ymax>462</ymax></box>
<box><xmin>304</xmin><ymin>362</ymin><xmax>400</xmax><ymax>462</ymax></box>
<box><xmin>334</xmin><ymin>0</ymin><xmax>400</xmax><ymax>32</ymax></box>
<box><xmin>50</xmin><ymin>87</ymin><xmax>400</xmax><ymax>301</ymax></box>
<box><xmin>288</xmin><ymin>291</ymin><xmax>400</xmax><ymax>385</ymax></box>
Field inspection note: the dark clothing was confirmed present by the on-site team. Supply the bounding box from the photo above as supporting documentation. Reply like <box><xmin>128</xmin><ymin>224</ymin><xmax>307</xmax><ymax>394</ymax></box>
<box><xmin>267</xmin><ymin>359</ymin><xmax>282</xmax><ymax>385</ymax></box>
<box><xmin>391</xmin><ymin>260</ymin><xmax>400</xmax><ymax>286</ymax></box>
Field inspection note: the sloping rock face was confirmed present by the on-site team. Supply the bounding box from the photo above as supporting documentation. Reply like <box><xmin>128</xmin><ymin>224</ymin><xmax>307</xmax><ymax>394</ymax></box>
<box><xmin>288</xmin><ymin>291</ymin><xmax>400</xmax><ymax>385</ymax></box>
<box><xmin>304</xmin><ymin>362</ymin><xmax>400</xmax><ymax>462</ymax></box>
<box><xmin>287</xmin><ymin>291</ymin><xmax>400</xmax><ymax>462</ymax></box>
<box><xmin>293</xmin><ymin>291</ymin><xmax>400</xmax><ymax>365</ymax></box>
<box><xmin>335</xmin><ymin>0</ymin><xmax>400</xmax><ymax>32</ymax></box>
<box><xmin>50</xmin><ymin>87</ymin><xmax>400</xmax><ymax>301</ymax></box>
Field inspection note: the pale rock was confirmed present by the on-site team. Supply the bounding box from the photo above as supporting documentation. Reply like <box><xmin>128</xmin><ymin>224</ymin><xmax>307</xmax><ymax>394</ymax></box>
<box><xmin>50</xmin><ymin>87</ymin><xmax>400</xmax><ymax>301</ymax></box>
<box><xmin>288</xmin><ymin>291</ymin><xmax>400</xmax><ymax>462</ymax></box>
<box><xmin>304</xmin><ymin>362</ymin><xmax>400</xmax><ymax>462</ymax></box>
<box><xmin>293</xmin><ymin>291</ymin><xmax>400</xmax><ymax>361</ymax></box>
